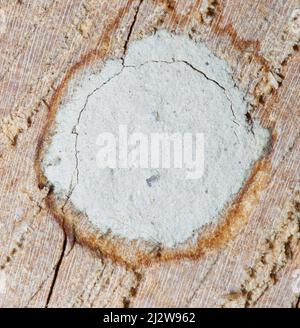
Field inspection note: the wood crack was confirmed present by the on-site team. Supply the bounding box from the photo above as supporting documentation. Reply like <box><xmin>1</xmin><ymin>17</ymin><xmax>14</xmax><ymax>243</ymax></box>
<box><xmin>121</xmin><ymin>0</ymin><xmax>144</xmax><ymax>63</ymax></box>
<box><xmin>45</xmin><ymin>231</ymin><xmax>67</xmax><ymax>308</ymax></box>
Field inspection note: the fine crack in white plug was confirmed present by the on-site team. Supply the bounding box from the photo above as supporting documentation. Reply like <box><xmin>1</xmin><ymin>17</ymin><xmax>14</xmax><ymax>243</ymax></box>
<box><xmin>42</xmin><ymin>31</ymin><xmax>270</xmax><ymax>248</ymax></box>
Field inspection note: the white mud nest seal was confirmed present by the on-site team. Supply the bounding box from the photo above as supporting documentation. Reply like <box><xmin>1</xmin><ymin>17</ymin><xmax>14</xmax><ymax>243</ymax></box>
<box><xmin>42</xmin><ymin>31</ymin><xmax>269</xmax><ymax>248</ymax></box>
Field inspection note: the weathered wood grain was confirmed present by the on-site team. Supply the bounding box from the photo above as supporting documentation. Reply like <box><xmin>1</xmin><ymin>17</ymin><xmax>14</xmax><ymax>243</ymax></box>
<box><xmin>0</xmin><ymin>0</ymin><xmax>299</xmax><ymax>308</ymax></box>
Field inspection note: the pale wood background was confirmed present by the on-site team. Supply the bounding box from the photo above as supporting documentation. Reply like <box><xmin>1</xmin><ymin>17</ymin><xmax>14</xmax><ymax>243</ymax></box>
<box><xmin>0</xmin><ymin>0</ymin><xmax>299</xmax><ymax>308</ymax></box>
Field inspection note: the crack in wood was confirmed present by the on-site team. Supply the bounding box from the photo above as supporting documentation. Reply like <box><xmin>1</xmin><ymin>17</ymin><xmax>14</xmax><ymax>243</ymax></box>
<box><xmin>121</xmin><ymin>0</ymin><xmax>144</xmax><ymax>63</ymax></box>
<box><xmin>45</xmin><ymin>231</ymin><xmax>67</xmax><ymax>308</ymax></box>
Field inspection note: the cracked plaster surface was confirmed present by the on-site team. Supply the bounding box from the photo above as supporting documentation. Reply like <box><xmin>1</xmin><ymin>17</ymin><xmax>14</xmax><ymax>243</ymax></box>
<box><xmin>41</xmin><ymin>31</ymin><xmax>269</xmax><ymax>248</ymax></box>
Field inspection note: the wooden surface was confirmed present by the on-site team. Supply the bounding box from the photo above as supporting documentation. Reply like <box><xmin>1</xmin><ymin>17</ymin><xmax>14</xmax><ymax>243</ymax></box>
<box><xmin>0</xmin><ymin>0</ymin><xmax>299</xmax><ymax>308</ymax></box>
